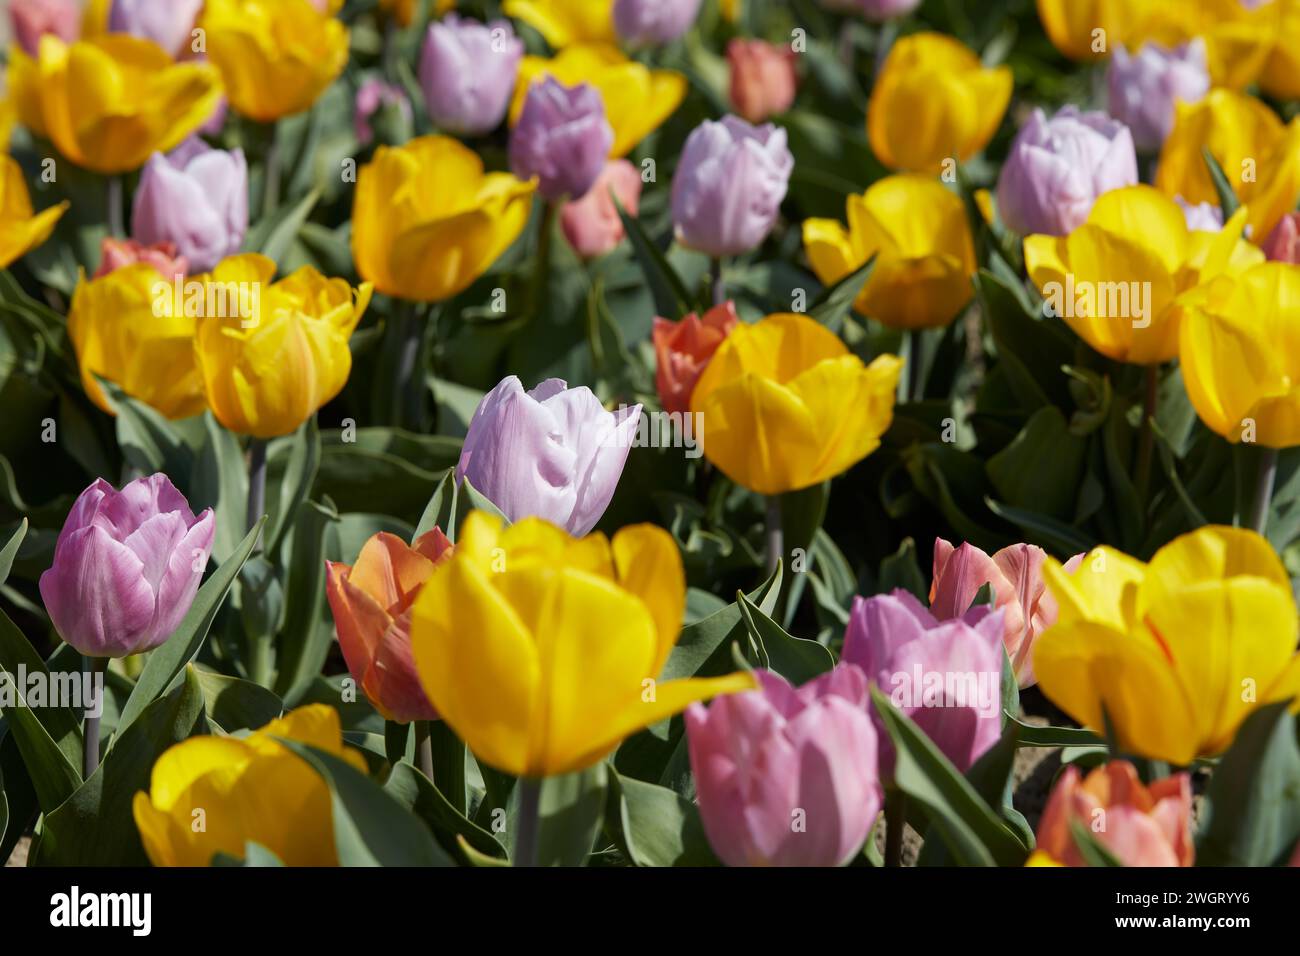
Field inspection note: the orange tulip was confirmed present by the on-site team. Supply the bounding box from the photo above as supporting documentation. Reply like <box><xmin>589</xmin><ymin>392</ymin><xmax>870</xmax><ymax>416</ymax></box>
<box><xmin>652</xmin><ymin>302</ymin><xmax>738</xmax><ymax>416</ymax></box>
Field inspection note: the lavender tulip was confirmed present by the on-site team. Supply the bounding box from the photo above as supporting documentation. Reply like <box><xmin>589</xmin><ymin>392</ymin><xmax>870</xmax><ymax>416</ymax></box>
<box><xmin>671</xmin><ymin>116</ymin><xmax>793</xmax><ymax>258</ymax></box>
<box><xmin>1177</xmin><ymin>196</ymin><xmax>1224</xmax><ymax>233</ymax></box>
<box><xmin>109</xmin><ymin>0</ymin><xmax>203</xmax><ymax>59</ymax></box>
<box><xmin>1107</xmin><ymin>40</ymin><xmax>1209</xmax><ymax>153</ymax></box>
<box><xmin>132</xmin><ymin>138</ymin><xmax>248</xmax><ymax>272</ymax></box>
<box><xmin>995</xmin><ymin>106</ymin><xmax>1138</xmax><ymax>237</ymax></box>
<box><xmin>842</xmin><ymin>589</ymin><xmax>1004</xmax><ymax>774</ymax></box>
<box><xmin>819</xmin><ymin>0</ymin><xmax>921</xmax><ymax>19</ymax></box>
<box><xmin>613</xmin><ymin>0</ymin><xmax>702</xmax><ymax>47</ymax></box>
<box><xmin>456</xmin><ymin>377</ymin><xmax>640</xmax><ymax>536</ymax></box>
<box><xmin>419</xmin><ymin>15</ymin><xmax>523</xmax><ymax>137</ymax></box>
<box><xmin>686</xmin><ymin>666</ymin><xmax>882</xmax><ymax>867</ymax></box>
<box><xmin>39</xmin><ymin>475</ymin><xmax>214</xmax><ymax>659</ymax></box>
<box><xmin>510</xmin><ymin>78</ymin><xmax>613</xmax><ymax>202</ymax></box>
<box><xmin>355</xmin><ymin>77</ymin><xmax>412</xmax><ymax>147</ymax></box>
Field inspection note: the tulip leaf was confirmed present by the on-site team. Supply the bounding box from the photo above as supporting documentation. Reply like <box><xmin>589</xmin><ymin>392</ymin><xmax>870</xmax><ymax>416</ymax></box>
<box><xmin>604</xmin><ymin>768</ymin><xmax>719</xmax><ymax>866</ymax></box>
<box><xmin>247</xmin><ymin>189</ymin><xmax>321</xmax><ymax>268</ymax></box>
<box><xmin>977</xmin><ymin>269</ymin><xmax>1075</xmax><ymax>411</ymax></box>
<box><xmin>193</xmin><ymin>668</ymin><xmax>283</xmax><ymax>733</ymax></box>
<box><xmin>0</xmin><ymin>518</ymin><xmax>25</xmax><ymax>589</ymax></box>
<box><xmin>1069</xmin><ymin>819</ymin><xmax>1124</xmax><ymax>867</ymax></box>
<box><xmin>737</xmin><ymin>594</ymin><xmax>835</xmax><ymax>684</ymax></box>
<box><xmin>1005</xmin><ymin>717</ymin><xmax>1105</xmax><ymax>749</ymax></box>
<box><xmin>986</xmin><ymin>406</ymin><xmax>1087</xmax><ymax>521</ymax></box>
<box><xmin>383</xmin><ymin>761</ymin><xmax>508</xmax><ymax>864</ymax></box>
<box><xmin>192</xmin><ymin>412</ymin><xmax>251</xmax><ymax>564</ymax></box>
<box><xmin>266</xmin><ymin>418</ymin><xmax>322</xmax><ymax>557</ymax></box>
<box><xmin>870</xmin><ymin>686</ymin><xmax>1028</xmax><ymax>867</ymax></box>
<box><xmin>278</xmin><ymin>739</ymin><xmax>454</xmax><ymax>866</ymax></box>
<box><xmin>656</xmin><ymin>564</ymin><xmax>782</xmax><ymax>685</ymax></box>
<box><xmin>212</xmin><ymin>842</ymin><xmax>286</xmax><ymax>867</ymax></box>
<box><xmin>114</xmin><ymin>517</ymin><xmax>266</xmax><ymax>739</ymax></box>
<box><xmin>808</xmin><ymin>254</ymin><xmax>875</xmax><ymax>332</ymax></box>
<box><xmin>97</xmin><ymin>377</ymin><xmax>196</xmax><ymax>482</ymax></box>
<box><xmin>414</xmin><ymin>469</ymin><xmax>458</xmax><ymax>541</ymax></box>
<box><xmin>878</xmin><ymin>537</ymin><xmax>929</xmax><ymax>602</ymax></box>
<box><xmin>274</xmin><ymin>498</ymin><xmax>341</xmax><ymax>706</ymax></box>
<box><xmin>612</xmin><ymin>194</ymin><xmax>692</xmax><ymax>319</ymax></box>
<box><xmin>0</xmin><ymin>730</ymin><xmax>37</xmax><ymax>865</ymax></box>
<box><xmin>1197</xmin><ymin>702</ymin><xmax>1300</xmax><ymax>866</ymax></box>
<box><xmin>776</xmin><ymin>481</ymin><xmax>830</xmax><ymax>627</ymax></box>
<box><xmin>0</xmin><ymin>763</ymin><xmax>8</xmax><ymax>851</ymax></box>
<box><xmin>984</xmin><ymin>498</ymin><xmax>1099</xmax><ymax>558</ymax></box>
<box><xmin>1201</xmin><ymin>147</ymin><xmax>1241</xmax><ymax>220</ymax></box>
<box><xmin>459</xmin><ymin>477</ymin><xmax>507</xmax><ymax>528</ymax></box>
<box><xmin>506</xmin><ymin>764</ymin><xmax>608</xmax><ymax>867</ymax></box>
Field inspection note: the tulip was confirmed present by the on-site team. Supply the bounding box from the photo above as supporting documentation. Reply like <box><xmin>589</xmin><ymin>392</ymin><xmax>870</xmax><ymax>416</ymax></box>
<box><xmin>867</xmin><ymin>32</ymin><xmax>1011</xmax><ymax>174</ymax></box>
<box><xmin>94</xmin><ymin>238</ymin><xmax>188</xmax><ymax>279</ymax></box>
<box><xmin>559</xmin><ymin>159</ymin><xmax>643</xmax><ymax>258</ymax></box>
<box><xmin>200</xmin><ymin>0</ymin><xmax>349</xmax><ymax>122</ymax></box>
<box><xmin>1125</xmin><ymin>0</ymin><xmax>1277</xmax><ymax>90</ymax></box>
<box><xmin>6</xmin><ymin>36</ymin><xmax>219</xmax><ymax>174</ymax></box>
<box><xmin>193</xmin><ymin>254</ymin><xmax>372</xmax><ymax>439</ymax></box>
<box><xmin>409</xmin><ymin>512</ymin><xmax>755</xmax><ymax>777</ymax></box>
<box><xmin>1034</xmin><ymin>762</ymin><xmax>1194</xmax><ymax>867</ymax></box>
<box><xmin>820</xmin><ymin>0</ymin><xmax>921</xmax><ymax>19</ymax></box>
<box><xmin>0</xmin><ymin>156</ymin><xmax>67</xmax><ymax>271</ymax></box>
<box><xmin>512</xmin><ymin>44</ymin><xmax>687</xmax><ymax>158</ymax></box>
<box><xmin>727</xmin><ymin>39</ymin><xmax>798</xmax><ymax>126</ymax></box>
<box><xmin>352</xmin><ymin>136</ymin><xmax>536</xmax><ymax>302</ymax></box>
<box><xmin>354</xmin><ymin>78</ymin><xmax>412</xmax><ymax>148</ymax></box>
<box><xmin>109</xmin><ymin>0</ymin><xmax>203</xmax><ymax>59</ymax></box>
<box><xmin>132</xmin><ymin>138</ymin><xmax>248</xmax><ymax>273</ymax></box>
<box><xmin>613</xmin><ymin>0</ymin><xmax>701</xmax><ymax>47</ymax></box>
<box><xmin>1262</xmin><ymin>214</ymin><xmax>1300</xmax><ymax>264</ymax></box>
<box><xmin>503</xmin><ymin>0</ymin><xmax>617</xmax><ymax>48</ymax></box>
<box><xmin>1176</xmin><ymin>197</ymin><xmax>1223</xmax><ymax>233</ymax></box>
<box><xmin>9</xmin><ymin>0</ymin><xmax>78</xmax><ymax>55</ymax></box>
<box><xmin>996</xmin><ymin>107</ymin><xmax>1138</xmax><ymax>238</ymax></box>
<box><xmin>690</xmin><ymin>313</ymin><xmax>902</xmax><ymax>496</ymax></box>
<box><xmin>653</xmin><ymin>302</ymin><xmax>738</xmax><ymax>416</ymax></box>
<box><xmin>40</xmin><ymin>475</ymin><xmax>214</xmax><ymax>659</ymax></box>
<box><xmin>133</xmin><ymin>705</ymin><xmax>367</xmax><ymax>866</ymax></box>
<box><xmin>930</xmin><ymin>539</ymin><xmax>1085</xmax><ymax>687</ymax></box>
<box><xmin>686</xmin><ymin>666</ymin><xmax>883</xmax><ymax>867</ymax></box>
<box><xmin>68</xmin><ymin>265</ymin><xmax>205</xmax><ymax>420</ymax></box>
<box><xmin>1180</xmin><ymin>263</ymin><xmax>1300</xmax><ymax>448</ymax></box>
<box><xmin>803</xmin><ymin>174</ymin><xmax>976</xmax><ymax>331</ymax></box>
<box><xmin>325</xmin><ymin>530</ymin><xmax>453</xmax><ymax>723</ymax></box>
<box><xmin>671</xmin><ymin>116</ymin><xmax>793</xmax><ymax>259</ymax></box>
<box><xmin>1035</xmin><ymin>0</ymin><xmax>1147</xmax><ymax>62</ymax></box>
<box><xmin>1035</xmin><ymin>526</ymin><xmax>1300</xmax><ymax>765</ymax></box>
<box><xmin>843</xmin><ymin>590</ymin><xmax>1004</xmax><ymax>774</ymax></box>
<box><xmin>1024</xmin><ymin>185</ymin><xmax>1263</xmax><ymax>365</ymax></box>
<box><xmin>1261</xmin><ymin>0</ymin><xmax>1300</xmax><ymax>100</ymax></box>
<box><xmin>1106</xmin><ymin>41</ymin><xmax>1209</xmax><ymax>153</ymax></box>
<box><xmin>1155</xmin><ymin>89</ymin><xmax>1300</xmax><ymax>244</ymax></box>
<box><xmin>456</xmin><ymin>377</ymin><xmax>640</xmax><ymax>535</ymax></box>
<box><xmin>418</xmin><ymin>16</ymin><xmax>524</xmax><ymax>138</ymax></box>
<box><xmin>510</xmin><ymin>78</ymin><xmax>614</xmax><ymax>202</ymax></box>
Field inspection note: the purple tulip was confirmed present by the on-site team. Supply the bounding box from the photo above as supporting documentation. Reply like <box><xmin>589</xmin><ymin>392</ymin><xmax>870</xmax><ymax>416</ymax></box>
<box><xmin>686</xmin><ymin>666</ymin><xmax>882</xmax><ymax>867</ymax></box>
<box><xmin>1177</xmin><ymin>196</ymin><xmax>1223</xmax><ymax>233</ymax></box>
<box><xmin>419</xmin><ymin>15</ymin><xmax>523</xmax><ymax>138</ymax></box>
<box><xmin>109</xmin><ymin>0</ymin><xmax>203</xmax><ymax>59</ymax></box>
<box><xmin>671</xmin><ymin>116</ymin><xmax>794</xmax><ymax>258</ymax></box>
<box><xmin>456</xmin><ymin>377</ymin><xmax>640</xmax><ymax>536</ymax></box>
<box><xmin>842</xmin><ymin>589</ymin><xmax>1004</xmax><ymax>775</ymax></box>
<box><xmin>131</xmin><ymin>138</ymin><xmax>248</xmax><ymax>272</ymax></box>
<box><xmin>1107</xmin><ymin>40</ymin><xmax>1209</xmax><ymax>153</ymax></box>
<box><xmin>355</xmin><ymin>77</ymin><xmax>412</xmax><ymax>147</ymax></box>
<box><xmin>613</xmin><ymin>0</ymin><xmax>702</xmax><ymax>46</ymax></box>
<box><xmin>509</xmin><ymin>78</ymin><xmax>613</xmax><ymax>202</ymax></box>
<box><xmin>819</xmin><ymin>0</ymin><xmax>921</xmax><ymax>20</ymax></box>
<box><xmin>39</xmin><ymin>475</ymin><xmax>214</xmax><ymax>659</ymax></box>
<box><xmin>994</xmin><ymin>106</ymin><xmax>1138</xmax><ymax>237</ymax></box>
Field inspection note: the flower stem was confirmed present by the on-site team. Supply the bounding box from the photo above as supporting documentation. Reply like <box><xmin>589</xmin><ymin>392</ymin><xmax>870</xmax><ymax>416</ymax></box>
<box><xmin>764</xmin><ymin>495</ymin><xmax>784</xmax><ymax>580</ymax></box>
<box><xmin>263</xmin><ymin>122</ymin><xmax>281</xmax><ymax>217</ymax></box>
<box><xmin>82</xmin><ymin>657</ymin><xmax>107</xmax><ymax>779</ymax></box>
<box><xmin>1250</xmin><ymin>446</ymin><xmax>1279</xmax><ymax>537</ymax></box>
<box><xmin>246</xmin><ymin>438</ymin><xmax>268</xmax><ymax>541</ymax></box>
<box><xmin>906</xmin><ymin>330</ymin><xmax>923</xmax><ymax>401</ymax></box>
<box><xmin>107</xmin><ymin>177</ymin><xmax>125</xmax><ymax>237</ymax></box>
<box><xmin>389</xmin><ymin>302</ymin><xmax>425</xmax><ymax>430</ymax></box>
<box><xmin>884</xmin><ymin>790</ymin><xmax>907</xmax><ymax>867</ymax></box>
<box><xmin>514</xmin><ymin>777</ymin><xmax>542</xmax><ymax>867</ymax></box>
<box><xmin>414</xmin><ymin>720</ymin><xmax>434</xmax><ymax>783</ymax></box>
<box><xmin>431</xmin><ymin>721</ymin><xmax>467</xmax><ymax>815</ymax></box>
<box><xmin>711</xmin><ymin>257</ymin><xmax>727</xmax><ymax>307</ymax></box>
<box><xmin>1134</xmin><ymin>365</ymin><xmax>1159</xmax><ymax>504</ymax></box>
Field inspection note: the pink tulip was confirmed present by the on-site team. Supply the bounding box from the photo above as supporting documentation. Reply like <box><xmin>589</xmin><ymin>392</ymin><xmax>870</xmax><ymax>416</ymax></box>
<box><xmin>686</xmin><ymin>666</ymin><xmax>882</xmax><ymax>867</ymax></box>
<box><xmin>10</xmin><ymin>0</ymin><xmax>78</xmax><ymax>56</ymax></box>
<box><xmin>727</xmin><ymin>39</ymin><xmax>798</xmax><ymax>125</ymax></box>
<box><xmin>1262</xmin><ymin>213</ymin><xmax>1300</xmax><ymax>263</ymax></box>
<box><xmin>559</xmin><ymin>160</ymin><xmax>643</xmax><ymax>259</ymax></box>
<box><xmin>94</xmin><ymin>238</ymin><xmax>189</xmax><ymax>280</ymax></box>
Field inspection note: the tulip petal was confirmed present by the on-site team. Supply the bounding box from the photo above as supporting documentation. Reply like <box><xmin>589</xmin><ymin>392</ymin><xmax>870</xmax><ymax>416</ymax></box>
<box><xmin>611</xmin><ymin>523</ymin><xmax>686</xmax><ymax>673</ymax></box>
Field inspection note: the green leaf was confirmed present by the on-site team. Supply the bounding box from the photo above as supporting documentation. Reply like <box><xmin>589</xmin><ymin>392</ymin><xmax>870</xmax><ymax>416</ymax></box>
<box><xmin>460</xmin><ymin>477</ymin><xmax>507</xmax><ymax>526</ymax></box>
<box><xmin>193</xmin><ymin>669</ymin><xmax>283</xmax><ymax>732</ymax></box>
<box><xmin>508</xmin><ymin>764</ymin><xmax>607</xmax><ymax>867</ymax></box>
<box><xmin>878</xmin><ymin>537</ymin><xmax>928</xmax><ymax>601</ymax></box>
<box><xmin>1006</xmin><ymin>716</ymin><xmax>1105</xmax><ymax>749</ymax></box>
<box><xmin>98</xmin><ymin>378</ymin><xmax>195</xmax><ymax>480</ymax></box>
<box><xmin>1070</xmin><ymin>820</ymin><xmax>1123</xmax><ymax>867</ymax></box>
<box><xmin>246</xmin><ymin>189</ymin><xmax>321</xmax><ymax>267</ymax></box>
<box><xmin>986</xmin><ymin>406</ymin><xmax>1087</xmax><ymax>520</ymax></box>
<box><xmin>1201</xmin><ymin>147</ymin><xmax>1241</xmax><ymax>219</ymax></box>
<box><xmin>114</xmin><ymin>518</ymin><xmax>266</xmax><ymax>738</ymax></box>
<box><xmin>414</xmin><ymin>469</ymin><xmax>457</xmax><ymax>541</ymax></box>
<box><xmin>274</xmin><ymin>499</ymin><xmax>340</xmax><ymax>705</ymax></box>
<box><xmin>808</xmin><ymin>255</ymin><xmax>876</xmax><ymax>332</ymax></box>
<box><xmin>604</xmin><ymin>768</ymin><xmax>719</xmax><ymax>866</ymax></box>
<box><xmin>213</xmin><ymin>842</ymin><xmax>285</xmax><ymax>867</ymax></box>
<box><xmin>977</xmin><ymin>269</ymin><xmax>1074</xmax><ymax>410</ymax></box>
<box><xmin>192</xmin><ymin>412</ymin><xmax>250</xmax><ymax>564</ymax></box>
<box><xmin>612</xmin><ymin>194</ymin><xmax>692</xmax><ymax>319</ymax></box>
<box><xmin>659</xmin><ymin>564</ymin><xmax>782</xmax><ymax>683</ymax></box>
<box><xmin>266</xmin><ymin>418</ymin><xmax>321</xmax><ymax>557</ymax></box>
<box><xmin>737</xmin><ymin>594</ymin><xmax>835</xmax><ymax>684</ymax></box>
<box><xmin>985</xmin><ymin>498</ymin><xmax>1098</xmax><ymax>557</ymax></box>
<box><xmin>383</xmin><ymin>761</ymin><xmax>508</xmax><ymax>863</ymax></box>
<box><xmin>0</xmin><ymin>519</ymin><xmax>26</xmax><ymax>589</ymax></box>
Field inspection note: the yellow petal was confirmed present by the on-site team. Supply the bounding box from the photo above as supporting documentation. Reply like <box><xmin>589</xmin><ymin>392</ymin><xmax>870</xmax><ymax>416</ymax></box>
<box><xmin>611</xmin><ymin>523</ymin><xmax>686</xmax><ymax>673</ymax></box>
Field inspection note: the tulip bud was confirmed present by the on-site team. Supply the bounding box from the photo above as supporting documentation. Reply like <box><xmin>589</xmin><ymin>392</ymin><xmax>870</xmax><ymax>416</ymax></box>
<box><xmin>727</xmin><ymin>39</ymin><xmax>798</xmax><ymax>125</ymax></box>
<box><xmin>1107</xmin><ymin>40</ymin><xmax>1210</xmax><ymax>153</ymax></box>
<box><xmin>612</xmin><ymin>0</ymin><xmax>702</xmax><ymax>47</ymax></box>
<box><xmin>419</xmin><ymin>16</ymin><xmax>524</xmax><ymax>138</ymax></box>
<box><xmin>109</xmin><ymin>0</ymin><xmax>204</xmax><ymax>60</ymax></box>
<box><xmin>94</xmin><ymin>237</ymin><xmax>188</xmax><ymax>280</ymax></box>
<box><xmin>40</xmin><ymin>475</ymin><xmax>215</xmax><ymax>659</ymax></box>
<box><xmin>559</xmin><ymin>159</ymin><xmax>642</xmax><ymax>259</ymax></box>
<box><xmin>355</xmin><ymin>77</ymin><xmax>412</xmax><ymax>147</ymax></box>
<box><xmin>820</xmin><ymin>0</ymin><xmax>921</xmax><ymax>20</ymax></box>
<box><xmin>9</xmin><ymin>0</ymin><xmax>78</xmax><ymax>56</ymax></box>
<box><xmin>510</xmin><ymin>78</ymin><xmax>614</xmax><ymax>202</ymax></box>
<box><xmin>843</xmin><ymin>589</ymin><xmax>1004</xmax><ymax>774</ymax></box>
<box><xmin>996</xmin><ymin>106</ymin><xmax>1138</xmax><ymax>237</ymax></box>
<box><xmin>1262</xmin><ymin>212</ymin><xmax>1300</xmax><ymax>263</ymax></box>
<box><xmin>652</xmin><ymin>302</ymin><xmax>738</xmax><ymax>416</ymax></box>
<box><xmin>131</xmin><ymin>138</ymin><xmax>248</xmax><ymax>272</ymax></box>
<box><xmin>686</xmin><ymin>666</ymin><xmax>883</xmax><ymax>867</ymax></box>
<box><xmin>671</xmin><ymin>116</ymin><xmax>793</xmax><ymax>258</ymax></box>
<box><xmin>1034</xmin><ymin>762</ymin><xmax>1194</xmax><ymax>866</ymax></box>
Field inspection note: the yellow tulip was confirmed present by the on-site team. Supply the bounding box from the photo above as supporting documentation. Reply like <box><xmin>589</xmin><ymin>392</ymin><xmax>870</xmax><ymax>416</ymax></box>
<box><xmin>1034</xmin><ymin>526</ymin><xmax>1300</xmax><ymax>766</ymax></box>
<box><xmin>1036</xmin><ymin>0</ymin><xmax>1152</xmax><ymax>61</ymax></box>
<box><xmin>1180</xmin><ymin>263</ymin><xmax>1300</xmax><ymax>448</ymax></box>
<box><xmin>352</xmin><ymin>136</ymin><xmax>535</xmax><ymax>302</ymax></box>
<box><xmin>7</xmin><ymin>36</ymin><xmax>219</xmax><ymax>175</ymax></box>
<box><xmin>1128</xmin><ymin>0</ymin><xmax>1278</xmax><ymax>90</ymax></box>
<box><xmin>68</xmin><ymin>264</ymin><xmax>205</xmax><ymax>420</ymax></box>
<box><xmin>1156</xmin><ymin>90</ymin><xmax>1300</xmax><ymax>243</ymax></box>
<box><xmin>200</xmin><ymin>0</ymin><xmax>349</xmax><ymax>122</ymax></box>
<box><xmin>0</xmin><ymin>155</ymin><xmax>66</xmax><ymax>271</ymax></box>
<box><xmin>1261</xmin><ymin>0</ymin><xmax>1300</xmax><ymax>100</ymax></box>
<box><xmin>192</xmin><ymin>254</ymin><xmax>372</xmax><ymax>439</ymax></box>
<box><xmin>721</xmin><ymin>0</ymin><xmax>743</xmax><ymax>23</ymax></box>
<box><xmin>133</xmin><ymin>704</ymin><xmax>367</xmax><ymax>866</ymax></box>
<box><xmin>409</xmin><ymin>512</ymin><xmax>755</xmax><ymax>778</ymax></box>
<box><xmin>511</xmin><ymin>44</ymin><xmax>688</xmax><ymax>158</ymax></box>
<box><xmin>1024</xmin><ymin>186</ymin><xmax>1263</xmax><ymax>365</ymax></box>
<box><xmin>503</xmin><ymin>0</ymin><xmax>617</xmax><ymax>48</ymax></box>
<box><xmin>867</xmin><ymin>32</ymin><xmax>1011</xmax><ymax>174</ymax></box>
<box><xmin>803</xmin><ymin>174</ymin><xmax>976</xmax><ymax>331</ymax></box>
<box><xmin>690</xmin><ymin>313</ymin><xmax>903</xmax><ymax>496</ymax></box>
